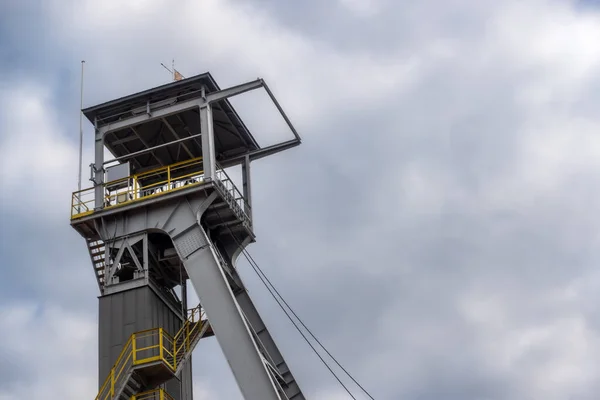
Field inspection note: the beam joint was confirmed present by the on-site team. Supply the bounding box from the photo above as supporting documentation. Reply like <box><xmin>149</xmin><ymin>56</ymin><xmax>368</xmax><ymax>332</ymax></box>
<box><xmin>99</xmin><ymin>99</ymin><xmax>201</xmax><ymax>136</ymax></box>
<box><xmin>206</xmin><ymin>79</ymin><xmax>264</xmax><ymax>104</ymax></box>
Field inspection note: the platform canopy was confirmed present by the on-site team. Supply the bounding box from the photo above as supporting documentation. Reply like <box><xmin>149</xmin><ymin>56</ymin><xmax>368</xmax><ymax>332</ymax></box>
<box><xmin>82</xmin><ymin>72</ymin><xmax>260</xmax><ymax>172</ymax></box>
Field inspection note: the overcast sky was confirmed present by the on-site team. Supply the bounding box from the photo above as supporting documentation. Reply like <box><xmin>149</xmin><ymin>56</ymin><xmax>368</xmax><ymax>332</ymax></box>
<box><xmin>3</xmin><ymin>0</ymin><xmax>600</xmax><ymax>399</ymax></box>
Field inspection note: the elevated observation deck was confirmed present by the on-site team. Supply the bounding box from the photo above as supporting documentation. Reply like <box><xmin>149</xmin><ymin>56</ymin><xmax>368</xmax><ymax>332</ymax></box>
<box><xmin>71</xmin><ymin>157</ymin><xmax>250</xmax><ymax>236</ymax></box>
<box><xmin>71</xmin><ymin>71</ymin><xmax>300</xmax><ymax>247</ymax></box>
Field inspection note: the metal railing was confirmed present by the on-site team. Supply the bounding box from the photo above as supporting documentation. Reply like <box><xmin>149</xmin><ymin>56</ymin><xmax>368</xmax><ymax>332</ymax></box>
<box><xmin>132</xmin><ymin>389</ymin><xmax>175</xmax><ymax>400</ymax></box>
<box><xmin>95</xmin><ymin>305</ymin><xmax>207</xmax><ymax>400</ymax></box>
<box><xmin>72</xmin><ymin>157</ymin><xmax>205</xmax><ymax>219</ymax></box>
<box><xmin>214</xmin><ymin>165</ymin><xmax>251</xmax><ymax>223</ymax></box>
<box><xmin>172</xmin><ymin>305</ymin><xmax>204</xmax><ymax>372</ymax></box>
<box><xmin>71</xmin><ymin>158</ymin><xmax>251</xmax><ymax>224</ymax></box>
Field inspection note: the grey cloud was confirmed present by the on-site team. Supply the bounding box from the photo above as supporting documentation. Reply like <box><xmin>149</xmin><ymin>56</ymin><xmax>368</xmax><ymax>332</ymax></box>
<box><xmin>3</xmin><ymin>0</ymin><xmax>600</xmax><ymax>399</ymax></box>
<box><xmin>241</xmin><ymin>34</ymin><xmax>600</xmax><ymax>397</ymax></box>
<box><xmin>0</xmin><ymin>347</ymin><xmax>29</xmax><ymax>391</ymax></box>
<box><xmin>0</xmin><ymin>212</ymin><xmax>97</xmax><ymax>312</ymax></box>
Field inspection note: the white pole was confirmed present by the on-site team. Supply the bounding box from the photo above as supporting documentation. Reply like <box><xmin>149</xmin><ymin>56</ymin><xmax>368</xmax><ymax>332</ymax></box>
<box><xmin>78</xmin><ymin>60</ymin><xmax>85</xmax><ymax>194</ymax></box>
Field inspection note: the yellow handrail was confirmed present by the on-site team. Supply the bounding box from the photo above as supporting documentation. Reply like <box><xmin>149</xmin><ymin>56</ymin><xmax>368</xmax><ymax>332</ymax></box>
<box><xmin>131</xmin><ymin>388</ymin><xmax>175</xmax><ymax>400</ymax></box>
<box><xmin>72</xmin><ymin>157</ymin><xmax>204</xmax><ymax>219</ymax></box>
<box><xmin>95</xmin><ymin>305</ymin><xmax>206</xmax><ymax>400</ymax></box>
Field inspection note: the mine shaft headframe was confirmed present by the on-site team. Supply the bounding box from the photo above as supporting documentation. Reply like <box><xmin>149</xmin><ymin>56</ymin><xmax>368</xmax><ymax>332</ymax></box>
<box><xmin>82</xmin><ymin>72</ymin><xmax>301</xmax><ymax>175</ymax></box>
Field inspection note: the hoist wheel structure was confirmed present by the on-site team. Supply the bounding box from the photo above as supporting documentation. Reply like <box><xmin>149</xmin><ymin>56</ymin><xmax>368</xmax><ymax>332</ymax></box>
<box><xmin>70</xmin><ymin>72</ymin><xmax>305</xmax><ymax>400</ymax></box>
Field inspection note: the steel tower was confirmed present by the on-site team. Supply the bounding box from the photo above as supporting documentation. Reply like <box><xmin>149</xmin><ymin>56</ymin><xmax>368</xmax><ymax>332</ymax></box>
<box><xmin>70</xmin><ymin>73</ymin><xmax>305</xmax><ymax>400</ymax></box>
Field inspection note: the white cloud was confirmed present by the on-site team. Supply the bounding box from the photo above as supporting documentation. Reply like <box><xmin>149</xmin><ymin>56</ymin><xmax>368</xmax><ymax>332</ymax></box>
<box><xmin>0</xmin><ymin>84</ymin><xmax>91</xmax><ymax>222</ymax></box>
<box><xmin>0</xmin><ymin>302</ymin><xmax>97</xmax><ymax>400</ymax></box>
<box><xmin>459</xmin><ymin>290</ymin><xmax>600</xmax><ymax>400</ymax></box>
<box><xmin>51</xmin><ymin>0</ymin><xmax>420</xmax><ymax>125</ymax></box>
<box><xmin>337</xmin><ymin>0</ymin><xmax>381</xmax><ymax>17</ymax></box>
<box><xmin>6</xmin><ymin>0</ymin><xmax>600</xmax><ymax>399</ymax></box>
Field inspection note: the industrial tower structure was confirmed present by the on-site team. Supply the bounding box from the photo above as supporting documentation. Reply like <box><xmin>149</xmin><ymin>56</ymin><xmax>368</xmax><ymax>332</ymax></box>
<box><xmin>70</xmin><ymin>73</ymin><xmax>305</xmax><ymax>400</ymax></box>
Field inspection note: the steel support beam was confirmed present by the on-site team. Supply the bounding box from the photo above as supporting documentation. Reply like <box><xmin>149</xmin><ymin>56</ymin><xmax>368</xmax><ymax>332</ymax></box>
<box><xmin>94</xmin><ymin>121</ymin><xmax>104</xmax><ymax>210</ymax></box>
<box><xmin>236</xmin><ymin>291</ymin><xmax>304</xmax><ymax>399</ymax></box>
<box><xmin>103</xmin><ymin>133</ymin><xmax>202</xmax><ymax>165</ymax></box>
<box><xmin>99</xmin><ymin>98</ymin><xmax>201</xmax><ymax>135</ymax></box>
<box><xmin>242</xmin><ymin>155</ymin><xmax>252</xmax><ymax>222</ymax></box>
<box><xmin>206</xmin><ymin>79</ymin><xmax>264</xmax><ymax>104</ymax></box>
<box><xmin>222</xmin><ymin>241</ymin><xmax>305</xmax><ymax>400</ymax></box>
<box><xmin>173</xmin><ymin>226</ymin><xmax>282</xmax><ymax>400</ymax></box>
<box><xmin>130</xmin><ymin>126</ymin><xmax>164</xmax><ymax>166</ymax></box>
<box><xmin>261</xmin><ymin>81</ymin><xmax>301</xmax><ymax>142</ymax></box>
<box><xmin>220</xmin><ymin>139</ymin><xmax>301</xmax><ymax>168</ymax></box>
<box><xmin>162</xmin><ymin>118</ymin><xmax>195</xmax><ymax>159</ymax></box>
<box><xmin>200</xmin><ymin>105</ymin><xmax>216</xmax><ymax>180</ymax></box>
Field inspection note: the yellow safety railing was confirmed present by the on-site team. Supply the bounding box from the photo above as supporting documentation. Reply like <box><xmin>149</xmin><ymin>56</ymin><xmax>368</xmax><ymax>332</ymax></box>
<box><xmin>173</xmin><ymin>305</ymin><xmax>204</xmax><ymax>363</ymax></box>
<box><xmin>71</xmin><ymin>189</ymin><xmax>94</xmax><ymax>218</ymax></box>
<box><xmin>72</xmin><ymin>157</ymin><xmax>204</xmax><ymax>219</ymax></box>
<box><xmin>131</xmin><ymin>388</ymin><xmax>175</xmax><ymax>400</ymax></box>
<box><xmin>95</xmin><ymin>305</ymin><xmax>206</xmax><ymax>400</ymax></box>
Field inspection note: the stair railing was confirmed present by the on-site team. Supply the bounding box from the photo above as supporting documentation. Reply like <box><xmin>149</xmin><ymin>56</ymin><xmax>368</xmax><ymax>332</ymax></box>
<box><xmin>96</xmin><ymin>335</ymin><xmax>134</xmax><ymax>400</ymax></box>
<box><xmin>131</xmin><ymin>388</ymin><xmax>176</xmax><ymax>400</ymax></box>
<box><xmin>95</xmin><ymin>305</ymin><xmax>207</xmax><ymax>400</ymax></box>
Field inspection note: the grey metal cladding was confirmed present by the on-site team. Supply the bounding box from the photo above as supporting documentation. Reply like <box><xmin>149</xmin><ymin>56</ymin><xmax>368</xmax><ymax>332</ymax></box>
<box><xmin>98</xmin><ymin>285</ymin><xmax>188</xmax><ymax>398</ymax></box>
<box><xmin>174</xmin><ymin>228</ymin><xmax>206</xmax><ymax>260</ymax></box>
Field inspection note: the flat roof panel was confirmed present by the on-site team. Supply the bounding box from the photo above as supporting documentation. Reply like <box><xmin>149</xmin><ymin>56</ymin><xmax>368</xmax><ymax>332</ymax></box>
<box><xmin>83</xmin><ymin>72</ymin><xmax>260</xmax><ymax>171</ymax></box>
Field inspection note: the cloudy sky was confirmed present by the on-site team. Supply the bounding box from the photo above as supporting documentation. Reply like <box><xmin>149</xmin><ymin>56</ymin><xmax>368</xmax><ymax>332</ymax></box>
<box><xmin>4</xmin><ymin>0</ymin><xmax>600</xmax><ymax>399</ymax></box>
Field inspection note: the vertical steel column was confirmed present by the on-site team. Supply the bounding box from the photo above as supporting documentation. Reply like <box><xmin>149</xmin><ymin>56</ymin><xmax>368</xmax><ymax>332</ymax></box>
<box><xmin>242</xmin><ymin>155</ymin><xmax>252</xmax><ymax>222</ymax></box>
<box><xmin>182</xmin><ymin>277</ymin><xmax>188</xmax><ymax>314</ymax></box>
<box><xmin>200</xmin><ymin>104</ymin><xmax>216</xmax><ymax>180</ymax></box>
<box><xmin>94</xmin><ymin>120</ymin><xmax>104</xmax><ymax>210</ymax></box>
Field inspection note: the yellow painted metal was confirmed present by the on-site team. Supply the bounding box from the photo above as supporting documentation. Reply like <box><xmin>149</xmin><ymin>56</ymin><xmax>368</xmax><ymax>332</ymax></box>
<box><xmin>132</xmin><ymin>334</ymin><xmax>137</xmax><ymax>363</ymax></box>
<box><xmin>131</xmin><ymin>388</ymin><xmax>175</xmax><ymax>400</ymax></box>
<box><xmin>71</xmin><ymin>157</ymin><xmax>204</xmax><ymax>219</ymax></box>
<box><xmin>94</xmin><ymin>305</ymin><xmax>206</xmax><ymax>400</ymax></box>
<box><xmin>110</xmin><ymin>367</ymin><xmax>114</xmax><ymax>395</ymax></box>
<box><xmin>159</xmin><ymin>327</ymin><xmax>164</xmax><ymax>360</ymax></box>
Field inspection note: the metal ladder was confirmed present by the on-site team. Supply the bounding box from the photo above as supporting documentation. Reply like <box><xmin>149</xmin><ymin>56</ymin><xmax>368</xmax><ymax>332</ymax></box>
<box><xmin>86</xmin><ymin>238</ymin><xmax>106</xmax><ymax>289</ymax></box>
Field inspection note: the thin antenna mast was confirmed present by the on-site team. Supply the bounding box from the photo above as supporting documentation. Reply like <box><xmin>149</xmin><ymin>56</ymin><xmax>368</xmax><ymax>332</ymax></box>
<box><xmin>161</xmin><ymin>60</ymin><xmax>184</xmax><ymax>81</ymax></box>
<box><xmin>77</xmin><ymin>60</ymin><xmax>85</xmax><ymax>195</ymax></box>
<box><xmin>160</xmin><ymin>62</ymin><xmax>174</xmax><ymax>78</ymax></box>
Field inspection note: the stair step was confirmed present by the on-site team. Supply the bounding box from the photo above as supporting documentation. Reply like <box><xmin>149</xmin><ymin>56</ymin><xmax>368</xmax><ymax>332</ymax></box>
<box><xmin>130</xmin><ymin>374</ymin><xmax>143</xmax><ymax>386</ymax></box>
<box><xmin>86</xmin><ymin>238</ymin><xmax>107</xmax><ymax>291</ymax></box>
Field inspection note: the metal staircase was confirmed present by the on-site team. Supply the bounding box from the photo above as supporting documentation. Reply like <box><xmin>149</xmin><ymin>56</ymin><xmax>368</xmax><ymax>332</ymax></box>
<box><xmin>86</xmin><ymin>238</ymin><xmax>106</xmax><ymax>289</ymax></box>
<box><xmin>95</xmin><ymin>305</ymin><xmax>210</xmax><ymax>400</ymax></box>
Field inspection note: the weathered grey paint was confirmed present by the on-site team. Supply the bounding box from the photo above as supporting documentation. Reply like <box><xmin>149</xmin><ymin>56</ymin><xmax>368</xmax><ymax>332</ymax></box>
<box><xmin>98</xmin><ymin>284</ymin><xmax>193</xmax><ymax>399</ymax></box>
<box><xmin>71</xmin><ymin>73</ymin><xmax>303</xmax><ymax>400</ymax></box>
